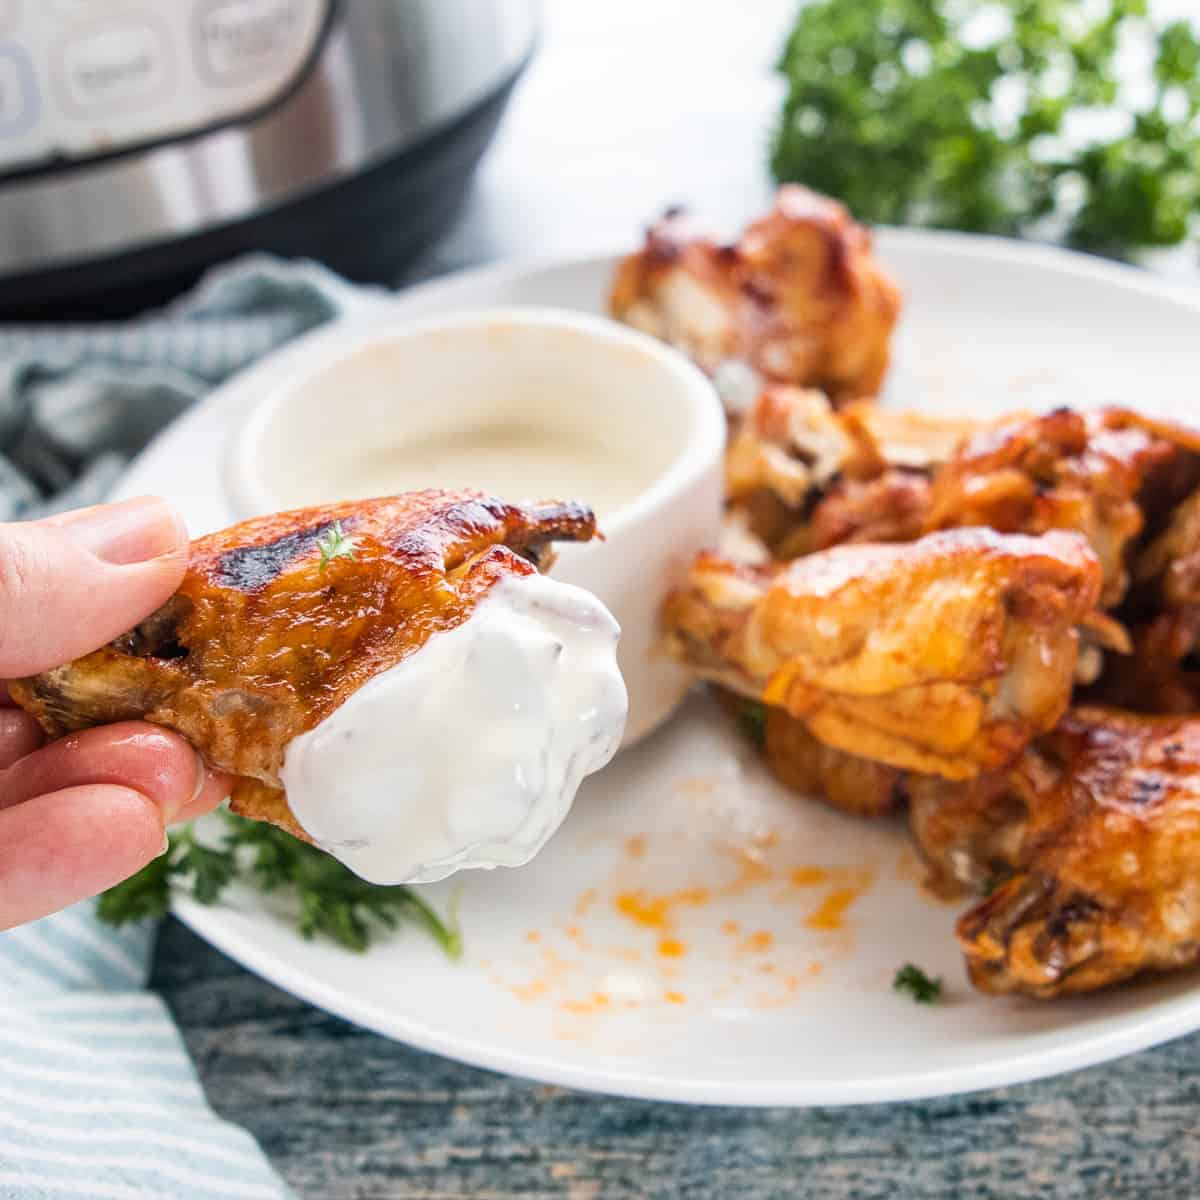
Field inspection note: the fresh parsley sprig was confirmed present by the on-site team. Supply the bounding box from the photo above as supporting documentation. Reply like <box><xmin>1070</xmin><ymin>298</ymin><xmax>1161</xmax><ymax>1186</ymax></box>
<box><xmin>772</xmin><ymin>0</ymin><xmax>1200</xmax><ymax>253</ymax></box>
<box><xmin>98</xmin><ymin>811</ymin><xmax>462</xmax><ymax>958</ymax></box>
<box><xmin>317</xmin><ymin>521</ymin><xmax>357</xmax><ymax>571</ymax></box>
<box><xmin>739</xmin><ymin>700</ymin><xmax>768</xmax><ymax>747</ymax></box>
<box><xmin>893</xmin><ymin>962</ymin><xmax>943</xmax><ymax>1005</ymax></box>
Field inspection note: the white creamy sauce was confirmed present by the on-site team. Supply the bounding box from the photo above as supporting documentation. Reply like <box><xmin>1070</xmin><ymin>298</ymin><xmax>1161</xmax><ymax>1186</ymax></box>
<box><xmin>326</xmin><ymin>426</ymin><xmax>644</xmax><ymax>519</ymax></box>
<box><xmin>280</xmin><ymin>573</ymin><xmax>628</xmax><ymax>885</ymax></box>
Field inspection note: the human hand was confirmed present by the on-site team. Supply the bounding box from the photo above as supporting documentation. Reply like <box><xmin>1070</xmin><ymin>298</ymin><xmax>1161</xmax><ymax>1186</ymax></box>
<box><xmin>0</xmin><ymin>496</ymin><xmax>232</xmax><ymax>929</ymax></box>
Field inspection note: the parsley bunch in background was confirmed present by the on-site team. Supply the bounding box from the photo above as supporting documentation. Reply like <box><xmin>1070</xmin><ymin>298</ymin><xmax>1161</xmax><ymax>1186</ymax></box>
<box><xmin>771</xmin><ymin>0</ymin><xmax>1200</xmax><ymax>253</ymax></box>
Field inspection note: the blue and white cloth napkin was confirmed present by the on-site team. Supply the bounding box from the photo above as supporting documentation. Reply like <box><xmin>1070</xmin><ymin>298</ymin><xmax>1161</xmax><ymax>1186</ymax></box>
<box><xmin>0</xmin><ymin>256</ymin><xmax>381</xmax><ymax>1199</ymax></box>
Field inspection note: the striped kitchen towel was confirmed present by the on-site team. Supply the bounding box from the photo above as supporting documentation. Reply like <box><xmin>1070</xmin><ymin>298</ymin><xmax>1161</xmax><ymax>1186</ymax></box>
<box><xmin>0</xmin><ymin>255</ymin><xmax>385</xmax><ymax>1198</ymax></box>
<box><xmin>0</xmin><ymin>911</ymin><xmax>290</xmax><ymax>1199</ymax></box>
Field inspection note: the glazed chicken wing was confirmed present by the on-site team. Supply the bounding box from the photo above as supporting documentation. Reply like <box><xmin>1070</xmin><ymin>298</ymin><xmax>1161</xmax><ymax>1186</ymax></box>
<box><xmin>610</xmin><ymin>187</ymin><xmax>902</xmax><ymax>408</ymax></box>
<box><xmin>1134</xmin><ymin>485</ymin><xmax>1200</xmax><ymax>611</ymax></box>
<box><xmin>663</xmin><ymin>528</ymin><xmax>1102</xmax><ymax>779</ymax></box>
<box><xmin>924</xmin><ymin>407</ymin><xmax>1200</xmax><ymax>607</ymax></box>
<box><xmin>723</xmin><ymin>385</ymin><xmax>976</xmax><ymax>557</ymax></box>
<box><xmin>10</xmin><ymin>491</ymin><xmax>597</xmax><ymax>841</ymax></box>
<box><xmin>912</xmin><ymin>707</ymin><xmax>1200</xmax><ymax>997</ymax></box>
<box><xmin>763</xmin><ymin>705</ymin><xmax>904</xmax><ymax>818</ymax></box>
<box><xmin>1082</xmin><ymin>609</ymin><xmax>1200</xmax><ymax>714</ymax></box>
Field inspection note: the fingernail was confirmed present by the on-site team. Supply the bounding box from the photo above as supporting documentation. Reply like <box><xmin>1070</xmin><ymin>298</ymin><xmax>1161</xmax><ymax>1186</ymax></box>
<box><xmin>56</xmin><ymin>496</ymin><xmax>187</xmax><ymax>566</ymax></box>
<box><xmin>156</xmin><ymin>831</ymin><xmax>171</xmax><ymax>859</ymax></box>
<box><xmin>189</xmin><ymin>750</ymin><xmax>207</xmax><ymax>806</ymax></box>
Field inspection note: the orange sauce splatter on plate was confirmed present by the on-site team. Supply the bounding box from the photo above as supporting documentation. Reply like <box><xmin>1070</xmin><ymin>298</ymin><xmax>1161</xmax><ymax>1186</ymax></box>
<box><xmin>615</xmin><ymin>887</ymin><xmax>711</xmax><ymax>931</ymax></box>
<box><xmin>804</xmin><ymin>887</ymin><xmax>863</xmax><ymax>931</ymax></box>
<box><xmin>789</xmin><ymin>866</ymin><xmax>830</xmax><ymax>887</ymax></box>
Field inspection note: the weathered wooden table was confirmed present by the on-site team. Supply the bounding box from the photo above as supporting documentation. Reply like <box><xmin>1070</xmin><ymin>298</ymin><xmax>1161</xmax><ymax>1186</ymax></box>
<box><xmin>152</xmin><ymin>6</ymin><xmax>1200</xmax><ymax>1195</ymax></box>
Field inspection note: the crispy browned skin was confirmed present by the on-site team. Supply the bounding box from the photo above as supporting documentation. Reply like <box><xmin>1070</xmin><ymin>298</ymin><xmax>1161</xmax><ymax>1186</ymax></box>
<box><xmin>723</xmin><ymin>386</ymin><xmax>975</xmax><ymax>556</ymax></box>
<box><xmin>786</xmin><ymin>469</ymin><xmax>933</xmax><ymax>558</ymax></box>
<box><xmin>924</xmin><ymin>408</ymin><xmax>1200</xmax><ymax>607</ymax></box>
<box><xmin>912</xmin><ymin>707</ymin><xmax>1200</xmax><ymax>997</ymax></box>
<box><xmin>609</xmin><ymin>187</ymin><xmax>901</xmax><ymax>406</ymax></box>
<box><xmin>764</xmin><ymin>706</ymin><xmax>904</xmax><ymax>818</ymax></box>
<box><xmin>1135</xmin><ymin>485</ymin><xmax>1200</xmax><ymax>611</ymax></box>
<box><xmin>1085</xmin><ymin>609</ymin><xmax>1200</xmax><ymax>714</ymax></box>
<box><xmin>663</xmin><ymin>528</ymin><xmax>1102</xmax><ymax>779</ymax></box>
<box><xmin>11</xmin><ymin>491</ymin><xmax>597</xmax><ymax>841</ymax></box>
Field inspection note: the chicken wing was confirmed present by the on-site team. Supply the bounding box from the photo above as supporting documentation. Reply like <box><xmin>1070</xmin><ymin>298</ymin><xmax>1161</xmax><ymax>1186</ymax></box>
<box><xmin>724</xmin><ymin>385</ymin><xmax>976</xmax><ymax>556</ymax></box>
<box><xmin>662</xmin><ymin>528</ymin><xmax>1102</xmax><ymax>779</ymax></box>
<box><xmin>763</xmin><ymin>705</ymin><xmax>904</xmax><ymax>818</ymax></box>
<box><xmin>912</xmin><ymin>707</ymin><xmax>1200</xmax><ymax>997</ymax></box>
<box><xmin>1134</xmin><ymin>485</ymin><xmax>1200</xmax><ymax>611</ymax></box>
<box><xmin>924</xmin><ymin>407</ymin><xmax>1200</xmax><ymax>607</ymax></box>
<box><xmin>610</xmin><ymin>187</ymin><xmax>902</xmax><ymax>408</ymax></box>
<box><xmin>1084</xmin><ymin>609</ymin><xmax>1200</xmax><ymax>714</ymax></box>
<box><xmin>10</xmin><ymin>491</ymin><xmax>597</xmax><ymax>841</ymax></box>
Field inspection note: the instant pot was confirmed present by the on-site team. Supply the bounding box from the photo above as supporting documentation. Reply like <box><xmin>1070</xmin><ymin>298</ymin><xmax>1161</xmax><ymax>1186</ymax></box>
<box><xmin>0</xmin><ymin>0</ymin><xmax>538</xmax><ymax>317</ymax></box>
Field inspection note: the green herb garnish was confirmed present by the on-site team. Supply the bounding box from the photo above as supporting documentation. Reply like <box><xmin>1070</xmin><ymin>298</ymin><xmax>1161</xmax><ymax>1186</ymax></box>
<box><xmin>978</xmin><ymin>872</ymin><xmax>1005</xmax><ymax>897</ymax></box>
<box><xmin>893</xmin><ymin>962</ymin><xmax>943</xmax><ymax>1004</ymax></box>
<box><xmin>739</xmin><ymin>700</ymin><xmax>768</xmax><ymax>747</ymax></box>
<box><xmin>98</xmin><ymin>811</ymin><xmax>462</xmax><ymax>957</ymax></box>
<box><xmin>316</xmin><ymin>520</ymin><xmax>357</xmax><ymax>571</ymax></box>
<box><xmin>772</xmin><ymin>0</ymin><xmax>1200</xmax><ymax>253</ymax></box>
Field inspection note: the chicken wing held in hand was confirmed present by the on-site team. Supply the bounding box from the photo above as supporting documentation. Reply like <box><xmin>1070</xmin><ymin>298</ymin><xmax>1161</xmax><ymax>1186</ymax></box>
<box><xmin>663</xmin><ymin>529</ymin><xmax>1102</xmax><ymax>779</ymax></box>
<box><xmin>10</xmin><ymin>491</ymin><xmax>602</xmax><ymax>845</ymax></box>
<box><xmin>913</xmin><ymin>707</ymin><xmax>1200</xmax><ymax>997</ymax></box>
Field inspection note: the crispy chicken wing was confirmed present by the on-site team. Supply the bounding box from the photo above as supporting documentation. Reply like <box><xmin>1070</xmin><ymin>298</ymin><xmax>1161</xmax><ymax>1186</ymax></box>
<box><xmin>1085</xmin><ymin>609</ymin><xmax>1200</xmax><ymax>714</ymax></box>
<box><xmin>10</xmin><ymin>491</ymin><xmax>597</xmax><ymax>841</ymax></box>
<box><xmin>763</xmin><ymin>705</ymin><xmax>905</xmax><ymax>818</ymax></box>
<box><xmin>924</xmin><ymin>408</ymin><xmax>1200</xmax><ymax>607</ymax></box>
<box><xmin>781</xmin><ymin>469</ymin><xmax>934</xmax><ymax>559</ymax></box>
<box><xmin>663</xmin><ymin>529</ymin><xmax>1102</xmax><ymax>779</ymax></box>
<box><xmin>609</xmin><ymin>205</ymin><xmax>745</xmax><ymax>383</ymax></box>
<box><xmin>724</xmin><ymin>385</ymin><xmax>976</xmax><ymax>556</ymax></box>
<box><xmin>610</xmin><ymin>187</ymin><xmax>901</xmax><ymax>408</ymax></box>
<box><xmin>912</xmin><ymin>707</ymin><xmax>1200</xmax><ymax>997</ymax></box>
<box><xmin>1135</xmin><ymin>486</ymin><xmax>1200</xmax><ymax>611</ymax></box>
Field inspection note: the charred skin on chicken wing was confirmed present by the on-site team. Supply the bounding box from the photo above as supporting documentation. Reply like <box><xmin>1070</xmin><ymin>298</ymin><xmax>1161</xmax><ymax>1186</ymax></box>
<box><xmin>912</xmin><ymin>707</ymin><xmax>1200</xmax><ymax>997</ymax></box>
<box><xmin>10</xmin><ymin>491</ymin><xmax>598</xmax><ymax>841</ymax></box>
<box><xmin>610</xmin><ymin>187</ymin><xmax>902</xmax><ymax>408</ymax></box>
<box><xmin>663</xmin><ymin>528</ymin><xmax>1102</xmax><ymax>780</ymax></box>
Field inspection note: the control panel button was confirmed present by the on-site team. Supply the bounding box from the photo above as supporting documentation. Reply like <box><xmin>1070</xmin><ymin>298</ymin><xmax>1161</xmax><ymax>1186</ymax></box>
<box><xmin>57</xmin><ymin>19</ymin><xmax>172</xmax><ymax>115</ymax></box>
<box><xmin>0</xmin><ymin>46</ymin><xmax>35</xmax><ymax>135</ymax></box>
<box><xmin>195</xmin><ymin>0</ymin><xmax>307</xmax><ymax>83</ymax></box>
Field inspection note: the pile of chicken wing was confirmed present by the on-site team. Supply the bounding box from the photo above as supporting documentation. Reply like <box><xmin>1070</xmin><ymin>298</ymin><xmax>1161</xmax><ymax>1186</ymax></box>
<box><xmin>614</xmin><ymin>187</ymin><xmax>1200</xmax><ymax>999</ymax></box>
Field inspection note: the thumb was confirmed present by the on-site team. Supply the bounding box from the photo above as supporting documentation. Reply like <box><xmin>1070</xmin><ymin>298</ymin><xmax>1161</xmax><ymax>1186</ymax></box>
<box><xmin>0</xmin><ymin>496</ymin><xmax>188</xmax><ymax>678</ymax></box>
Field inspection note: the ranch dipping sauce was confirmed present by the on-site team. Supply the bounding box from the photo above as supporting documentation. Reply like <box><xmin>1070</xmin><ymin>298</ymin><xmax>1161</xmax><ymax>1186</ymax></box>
<box><xmin>280</xmin><ymin>572</ymin><xmax>628</xmax><ymax>885</ymax></box>
<box><xmin>321</xmin><ymin>425</ymin><xmax>648</xmax><ymax>519</ymax></box>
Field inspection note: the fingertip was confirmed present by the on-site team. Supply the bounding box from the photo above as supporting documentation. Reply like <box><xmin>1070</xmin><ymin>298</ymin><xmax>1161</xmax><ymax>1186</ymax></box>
<box><xmin>172</xmin><ymin>768</ymin><xmax>234</xmax><ymax>825</ymax></box>
<box><xmin>0</xmin><ymin>708</ymin><xmax>43</xmax><ymax>769</ymax></box>
<box><xmin>0</xmin><ymin>784</ymin><xmax>164</xmax><ymax>929</ymax></box>
<box><xmin>0</xmin><ymin>722</ymin><xmax>205</xmax><ymax>819</ymax></box>
<box><xmin>0</xmin><ymin>503</ymin><xmax>190</xmax><ymax>677</ymax></box>
<box><xmin>47</xmin><ymin>495</ymin><xmax>189</xmax><ymax>567</ymax></box>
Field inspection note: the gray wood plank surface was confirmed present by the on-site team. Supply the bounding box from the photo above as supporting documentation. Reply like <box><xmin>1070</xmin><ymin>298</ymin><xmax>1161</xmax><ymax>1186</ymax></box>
<box><xmin>153</xmin><ymin>6</ymin><xmax>1200</xmax><ymax>1195</ymax></box>
<box><xmin>152</xmin><ymin>918</ymin><xmax>1200</xmax><ymax>1200</ymax></box>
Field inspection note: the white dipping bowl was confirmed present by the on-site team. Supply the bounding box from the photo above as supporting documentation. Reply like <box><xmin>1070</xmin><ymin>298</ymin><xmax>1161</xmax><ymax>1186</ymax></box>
<box><xmin>225</xmin><ymin>307</ymin><xmax>725</xmax><ymax>747</ymax></box>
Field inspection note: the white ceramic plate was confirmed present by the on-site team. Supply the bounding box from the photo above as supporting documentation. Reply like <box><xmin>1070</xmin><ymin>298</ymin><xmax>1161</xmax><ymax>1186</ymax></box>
<box><xmin>117</xmin><ymin>233</ymin><xmax>1200</xmax><ymax>1106</ymax></box>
